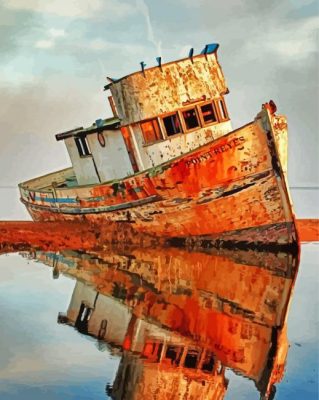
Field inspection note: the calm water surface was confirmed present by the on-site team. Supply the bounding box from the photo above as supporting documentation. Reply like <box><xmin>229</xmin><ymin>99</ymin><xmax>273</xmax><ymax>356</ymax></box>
<box><xmin>0</xmin><ymin>243</ymin><xmax>318</xmax><ymax>400</ymax></box>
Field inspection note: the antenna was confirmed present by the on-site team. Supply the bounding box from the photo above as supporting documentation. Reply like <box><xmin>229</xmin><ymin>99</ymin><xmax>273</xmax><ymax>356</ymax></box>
<box><xmin>188</xmin><ymin>47</ymin><xmax>194</xmax><ymax>63</ymax></box>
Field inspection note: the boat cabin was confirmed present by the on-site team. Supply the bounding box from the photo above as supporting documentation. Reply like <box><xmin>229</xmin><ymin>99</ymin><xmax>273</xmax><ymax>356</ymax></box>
<box><xmin>55</xmin><ymin>117</ymin><xmax>134</xmax><ymax>186</ymax></box>
<box><xmin>56</xmin><ymin>43</ymin><xmax>232</xmax><ymax>186</ymax></box>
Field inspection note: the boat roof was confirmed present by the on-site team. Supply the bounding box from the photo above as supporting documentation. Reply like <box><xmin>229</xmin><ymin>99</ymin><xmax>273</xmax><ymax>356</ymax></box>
<box><xmin>55</xmin><ymin>117</ymin><xmax>120</xmax><ymax>141</ymax></box>
<box><xmin>104</xmin><ymin>43</ymin><xmax>219</xmax><ymax>91</ymax></box>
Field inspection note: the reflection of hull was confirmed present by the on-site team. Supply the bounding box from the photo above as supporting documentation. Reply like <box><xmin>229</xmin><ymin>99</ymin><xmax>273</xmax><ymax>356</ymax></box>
<box><xmin>19</xmin><ymin>109</ymin><xmax>298</xmax><ymax>248</ymax></box>
<box><xmin>28</xmin><ymin>244</ymin><xmax>299</xmax><ymax>396</ymax></box>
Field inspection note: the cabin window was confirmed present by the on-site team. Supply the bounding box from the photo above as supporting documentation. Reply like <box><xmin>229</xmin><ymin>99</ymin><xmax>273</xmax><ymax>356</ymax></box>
<box><xmin>143</xmin><ymin>341</ymin><xmax>163</xmax><ymax>362</ymax></box>
<box><xmin>162</xmin><ymin>113</ymin><xmax>182</xmax><ymax>137</ymax></box>
<box><xmin>184</xmin><ymin>348</ymin><xmax>200</xmax><ymax>369</ymax></box>
<box><xmin>200</xmin><ymin>103</ymin><xmax>218</xmax><ymax>125</ymax></box>
<box><xmin>216</xmin><ymin>98</ymin><xmax>229</xmax><ymax>120</ymax></box>
<box><xmin>201</xmin><ymin>351</ymin><xmax>215</xmax><ymax>372</ymax></box>
<box><xmin>140</xmin><ymin>119</ymin><xmax>162</xmax><ymax>144</ymax></box>
<box><xmin>75</xmin><ymin>136</ymin><xmax>91</xmax><ymax>157</ymax></box>
<box><xmin>156</xmin><ymin>342</ymin><xmax>164</xmax><ymax>362</ymax></box>
<box><xmin>217</xmin><ymin>363</ymin><xmax>224</xmax><ymax>375</ymax></box>
<box><xmin>182</xmin><ymin>108</ymin><xmax>200</xmax><ymax>130</ymax></box>
<box><xmin>75</xmin><ymin>302</ymin><xmax>93</xmax><ymax>334</ymax></box>
<box><xmin>165</xmin><ymin>345</ymin><xmax>183</xmax><ymax>365</ymax></box>
<box><xmin>98</xmin><ymin>319</ymin><xmax>108</xmax><ymax>339</ymax></box>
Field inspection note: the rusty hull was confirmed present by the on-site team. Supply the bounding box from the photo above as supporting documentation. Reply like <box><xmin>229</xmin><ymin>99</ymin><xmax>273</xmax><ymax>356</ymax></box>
<box><xmin>19</xmin><ymin>108</ymin><xmax>297</xmax><ymax>249</ymax></box>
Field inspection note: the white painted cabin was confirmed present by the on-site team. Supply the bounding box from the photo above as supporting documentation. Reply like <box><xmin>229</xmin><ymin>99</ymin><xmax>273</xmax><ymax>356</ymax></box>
<box><xmin>56</xmin><ymin>44</ymin><xmax>232</xmax><ymax>187</ymax></box>
<box><xmin>56</xmin><ymin>118</ymin><xmax>134</xmax><ymax>186</ymax></box>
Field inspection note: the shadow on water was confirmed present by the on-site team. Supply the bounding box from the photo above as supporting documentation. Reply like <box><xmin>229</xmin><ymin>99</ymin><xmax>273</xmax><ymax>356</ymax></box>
<box><xmin>7</xmin><ymin>240</ymin><xmax>300</xmax><ymax>400</ymax></box>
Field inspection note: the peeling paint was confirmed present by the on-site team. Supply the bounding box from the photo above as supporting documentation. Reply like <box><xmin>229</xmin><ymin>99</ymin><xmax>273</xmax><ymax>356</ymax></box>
<box><xmin>19</xmin><ymin>109</ymin><xmax>297</xmax><ymax>248</ymax></box>
<box><xmin>110</xmin><ymin>54</ymin><xmax>228</xmax><ymax>125</ymax></box>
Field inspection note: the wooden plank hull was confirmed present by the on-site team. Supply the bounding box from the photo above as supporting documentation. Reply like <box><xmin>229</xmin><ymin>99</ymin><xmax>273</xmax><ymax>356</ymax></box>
<box><xmin>19</xmin><ymin>109</ymin><xmax>298</xmax><ymax>248</ymax></box>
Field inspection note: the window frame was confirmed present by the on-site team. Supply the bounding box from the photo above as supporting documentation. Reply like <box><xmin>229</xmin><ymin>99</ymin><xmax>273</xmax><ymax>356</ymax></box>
<box><xmin>140</xmin><ymin>117</ymin><xmax>163</xmax><ymax>145</ymax></box>
<box><xmin>183</xmin><ymin>347</ymin><xmax>201</xmax><ymax>369</ymax></box>
<box><xmin>161</xmin><ymin>111</ymin><xmax>184</xmax><ymax>138</ymax></box>
<box><xmin>180</xmin><ymin>106</ymin><xmax>201</xmax><ymax>132</ymax></box>
<box><xmin>215</xmin><ymin>97</ymin><xmax>229</xmax><ymax>121</ymax></box>
<box><xmin>137</xmin><ymin>96</ymin><xmax>229</xmax><ymax>146</ymax></box>
<box><xmin>74</xmin><ymin>136</ymin><xmax>91</xmax><ymax>157</ymax></box>
<box><xmin>198</xmin><ymin>100</ymin><xmax>219</xmax><ymax>127</ymax></box>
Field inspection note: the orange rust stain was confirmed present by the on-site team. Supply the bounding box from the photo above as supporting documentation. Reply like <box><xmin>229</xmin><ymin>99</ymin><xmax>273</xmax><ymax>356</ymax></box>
<box><xmin>0</xmin><ymin>221</ymin><xmax>95</xmax><ymax>252</ymax></box>
<box><xmin>110</xmin><ymin>54</ymin><xmax>227</xmax><ymax>125</ymax></box>
<box><xmin>19</xmin><ymin>118</ymin><xmax>295</xmax><ymax>246</ymax></box>
<box><xmin>0</xmin><ymin>221</ymin><xmax>161</xmax><ymax>253</ymax></box>
<box><xmin>296</xmin><ymin>219</ymin><xmax>319</xmax><ymax>242</ymax></box>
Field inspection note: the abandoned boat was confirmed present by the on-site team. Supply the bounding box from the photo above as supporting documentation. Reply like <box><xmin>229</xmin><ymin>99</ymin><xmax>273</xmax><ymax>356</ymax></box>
<box><xmin>19</xmin><ymin>43</ymin><xmax>298</xmax><ymax>248</ymax></box>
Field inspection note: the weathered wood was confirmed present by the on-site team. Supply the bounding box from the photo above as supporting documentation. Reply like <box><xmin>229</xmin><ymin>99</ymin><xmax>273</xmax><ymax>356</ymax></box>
<box><xmin>18</xmin><ymin>108</ymin><xmax>297</xmax><ymax>248</ymax></box>
<box><xmin>109</xmin><ymin>52</ymin><xmax>228</xmax><ymax>125</ymax></box>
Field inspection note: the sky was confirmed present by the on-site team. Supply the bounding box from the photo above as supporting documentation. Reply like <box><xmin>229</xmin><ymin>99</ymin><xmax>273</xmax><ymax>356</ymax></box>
<box><xmin>0</xmin><ymin>0</ymin><xmax>318</xmax><ymax>190</ymax></box>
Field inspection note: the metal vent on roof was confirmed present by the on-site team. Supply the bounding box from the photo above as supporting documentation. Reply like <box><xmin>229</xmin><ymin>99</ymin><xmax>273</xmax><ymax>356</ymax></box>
<box><xmin>200</xmin><ymin>43</ymin><xmax>219</xmax><ymax>55</ymax></box>
<box><xmin>95</xmin><ymin>119</ymin><xmax>104</xmax><ymax>128</ymax></box>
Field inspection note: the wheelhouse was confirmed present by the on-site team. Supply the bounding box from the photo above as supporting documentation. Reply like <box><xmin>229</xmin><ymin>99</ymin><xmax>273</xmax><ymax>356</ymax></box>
<box><xmin>49</xmin><ymin>43</ymin><xmax>232</xmax><ymax>187</ymax></box>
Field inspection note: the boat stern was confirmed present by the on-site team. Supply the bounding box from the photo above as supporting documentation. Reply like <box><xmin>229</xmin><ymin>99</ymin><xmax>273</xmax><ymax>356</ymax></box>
<box><xmin>19</xmin><ymin>167</ymin><xmax>77</xmax><ymax>221</ymax></box>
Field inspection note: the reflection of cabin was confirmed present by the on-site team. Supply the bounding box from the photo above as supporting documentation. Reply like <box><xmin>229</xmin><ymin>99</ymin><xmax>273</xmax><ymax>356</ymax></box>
<box><xmin>111</xmin><ymin>314</ymin><xmax>228</xmax><ymax>400</ymax></box>
<box><xmin>55</xmin><ymin>45</ymin><xmax>232</xmax><ymax>185</ymax></box>
<box><xmin>55</xmin><ymin>274</ymin><xmax>288</xmax><ymax>400</ymax></box>
<box><xmin>112</xmin><ymin>345</ymin><xmax>228</xmax><ymax>400</ymax></box>
<box><xmin>58</xmin><ymin>281</ymin><xmax>132</xmax><ymax>346</ymax></box>
<box><xmin>57</xmin><ymin>280</ymin><xmax>228</xmax><ymax>400</ymax></box>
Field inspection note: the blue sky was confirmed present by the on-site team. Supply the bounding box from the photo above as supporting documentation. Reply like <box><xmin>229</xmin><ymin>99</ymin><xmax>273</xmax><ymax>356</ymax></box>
<box><xmin>0</xmin><ymin>0</ymin><xmax>318</xmax><ymax>188</ymax></box>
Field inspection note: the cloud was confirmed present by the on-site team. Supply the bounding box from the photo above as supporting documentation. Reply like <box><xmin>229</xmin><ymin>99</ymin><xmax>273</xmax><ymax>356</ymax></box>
<box><xmin>49</xmin><ymin>28</ymin><xmax>65</xmax><ymax>38</ymax></box>
<box><xmin>2</xmin><ymin>0</ymin><xmax>135</xmax><ymax>19</ymax></box>
<box><xmin>87</xmin><ymin>38</ymin><xmax>111</xmax><ymax>51</ymax></box>
<box><xmin>242</xmin><ymin>15</ymin><xmax>318</xmax><ymax>63</ymax></box>
<box><xmin>85</xmin><ymin>38</ymin><xmax>146</xmax><ymax>54</ymax></box>
<box><xmin>136</xmin><ymin>0</ymin><xmax>162</xmax><ymax>56</ymax></box>
<box><xmin>35</xmin><ymin>39</ymin><xmax>54</xmax><ymax>49</ymax></box>
<box><xmin>0</xmin><ymin>3</ymin><xmax>39</xmax><ymax>59</ymax></box>
<box><xmin>34</xmin><ymin>28</ymin><xmax>66</xmax><ymax>50</ymax></box>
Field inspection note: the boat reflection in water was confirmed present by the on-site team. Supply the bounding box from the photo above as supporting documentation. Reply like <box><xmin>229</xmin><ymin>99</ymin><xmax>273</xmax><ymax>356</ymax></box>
<box><xmin>25</xmin><ymin>245</ymin><xmax>299</xmax><ymax>400</ymax></box>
